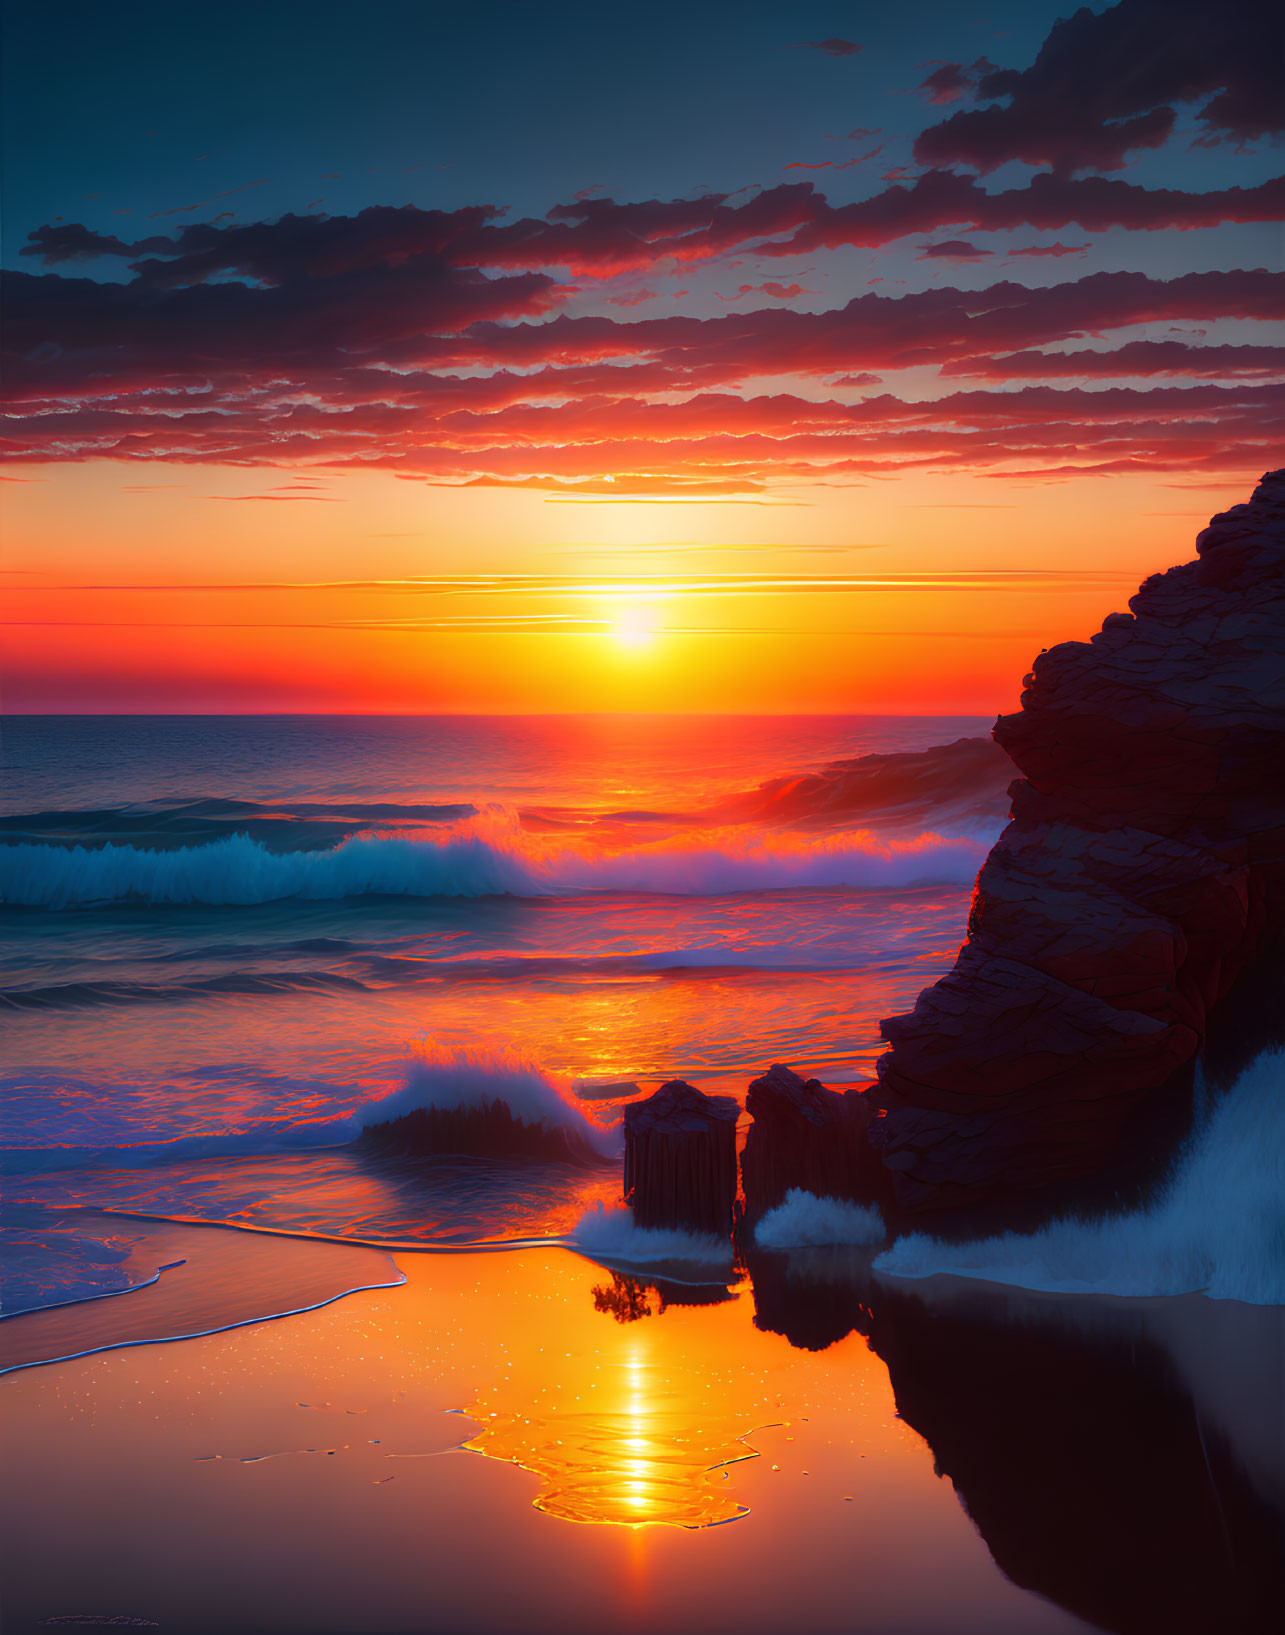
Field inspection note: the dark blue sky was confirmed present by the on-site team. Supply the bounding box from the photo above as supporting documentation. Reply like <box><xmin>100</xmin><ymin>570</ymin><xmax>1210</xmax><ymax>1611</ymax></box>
<box><xmin>4</xmin><ymin>1</ymin><xmax>1224</xmax><ymax>252</ymax></box>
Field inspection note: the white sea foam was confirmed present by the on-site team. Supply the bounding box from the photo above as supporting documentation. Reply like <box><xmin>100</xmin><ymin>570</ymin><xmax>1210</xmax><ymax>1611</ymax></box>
<box><xmin>875</xmin><ymin>1049</ymin><xmax>1285</xmax><ymax>1306</ymax></box>
<box><xmin>571</xmin><ymin>1202</ymin><xmax>734</xmax><ymax>1267</ymax></box>
<box><xmin>755</xmin><ymin>1190</ymin><xmax>889</xmax><ymax>1249</ymax></box>
<box><xmin>0</xmin><ymin>812</ymin><xmax>989</xmax><ymax>908</ymax></box>
<box><xmin>754</xmin><ymin>1189</ymin><xmax>887</xmax><ymax>1249</ymax></box>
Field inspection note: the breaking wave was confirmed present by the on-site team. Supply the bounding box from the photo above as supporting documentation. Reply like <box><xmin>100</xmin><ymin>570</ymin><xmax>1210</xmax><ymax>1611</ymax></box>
<box><xmin>4</xmin><ymin>1047</ymin><xmax>620</xmax><ymax>1172</ymax></box>
<box><xmin>0</xmin><ymin>813</ymin><xmax>988</xmax><ymax>908</ymax></box>
<box><xmin>754</xmin><ymin>1190</ymin><xmax>886</xmax><ymax>1250</ymax></box>
<box><xmin>875</xmin><ymin>1049</ymin><xmax>1285</xmax><ymax>1306</ymax></box>
<box><xmin>357</xmin><ymin>1047</ymin><xmax>620</xmax><ymax>1161</ymax></box>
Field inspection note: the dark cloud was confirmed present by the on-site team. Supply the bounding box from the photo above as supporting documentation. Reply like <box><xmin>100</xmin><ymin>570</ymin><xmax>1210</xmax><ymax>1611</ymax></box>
<box><xmin>917</xmin><ymin>238</ymin><xmax>993</xmax><ymax>260</ymax></box>
<box><xmin>1006</xmin><ymin>242</ymin><xmax>1091</xmax><ymax>257</ymax></box>
<box><xmin>919</xmin><ymin>63</ymin><xmax>972</xmax><ymax>105</ymax></box>
<box><xmin>915</xmin><ymin>0</ymin><xmax>1284</xmax><ymax>174</ymax></box>
<box><xmin>747</xmin><ymin>171</ymin><xmax>1285</xmax><ymax>258</ymax></box>
<box><xmin>4</xmin><ymin>250</ymin><xmax>1279</xmax><ymax>493</ymax></box>
<box><xmin>22</xmin><ymin>171</ymin><xmax>1283</xmax><ymax>290</ymax></box>
<box><xmin>798</xmin><ymin>39</ymin><xmax>863</xmax><ymax>58</ymax></box>
<box><xmin>941</xmin><ymin>340</ymin><xmax>1285</xmax><ymax>379</ymax></box>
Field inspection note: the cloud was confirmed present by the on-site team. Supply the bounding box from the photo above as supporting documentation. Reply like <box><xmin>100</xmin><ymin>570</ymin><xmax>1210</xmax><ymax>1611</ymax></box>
<box><xmin>5</xmin><ymin>162</ymin><xmax>1281</xmax><ymax>496</ymax></box>
<box><xmin>21</xmin><ymin>172</ymin><xmax>1282</xmax><ymax>288</ymax></box>
<box><xmin>917</xmin><ymin>238</ymin><xmax>993</xmax><ymax>260</ymax></box>
<box><xmin>797</xmin><ymin>39</ymin><xmax>863</xmax><ymax>58</ymax></box>
<box><xmin>915</xmin><ymin>0</ymin><xmax>1285</xmax><ymax>174</ymax></box>
<box><xmin>748</xmin><ymin>170</ymin><xmax>1285</xmax><ymax>259</ymax></box>
<box><xmin>716</xmin><ymin>281</ymin><xmax>813</xmax><ymax>301</ymax></box>
<box><xmin>941</xmin><ymin>341</ymin><xmax>1285</xmax><ymax>379</ymax></box>
<box><xmin>6</xmin><ymin>260</ymin><xmax>1278</xmax><ymax>420</ymax></box>
<box><xmin>1006</xmin><ymin>241</ymin><xmax>1091</xmax><ymax>258</ymax></box>
<box><xmin>919</xmin><ymin>63</ymin><xmax>973</xmax><ymax>105</ymax></box>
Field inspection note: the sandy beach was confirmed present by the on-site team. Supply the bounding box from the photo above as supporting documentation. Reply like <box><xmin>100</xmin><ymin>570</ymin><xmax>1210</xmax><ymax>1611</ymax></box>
<box><xmin>1</xmin><ymin>1222</ymin><xmax>1102</xmax><ymax>1635</ymax></box>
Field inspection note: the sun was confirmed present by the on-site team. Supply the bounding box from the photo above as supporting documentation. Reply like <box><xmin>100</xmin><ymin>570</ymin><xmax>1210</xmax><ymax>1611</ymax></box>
<box><xmin>610</xmin><ymin>596</ymin><xmax>662</xmax><ymax>652</ymax></box>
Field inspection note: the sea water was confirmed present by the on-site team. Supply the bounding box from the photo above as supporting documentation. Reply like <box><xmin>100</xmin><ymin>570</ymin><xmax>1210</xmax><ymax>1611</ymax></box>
<box><xmin>1</xmin><ymin>713</ymin><xmax>996</xmax><ymax>1278</ymax></box>
<box><xmin>4</xmin><ymin>715</ymin><xmax>1283</xmax><ymax>1635</ymax></box>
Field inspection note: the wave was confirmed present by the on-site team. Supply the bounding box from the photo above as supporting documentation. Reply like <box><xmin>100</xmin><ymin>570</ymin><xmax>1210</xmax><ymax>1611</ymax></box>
<box><xmin>571</xmin><ymin>1202</ymin><xmax>734</xmax><ymax>1269</ymax></box>
<box><xmin>0</xmin><ymin>971</ymin><xmax>368</xmax><ymax>1010</ymax></box>
<box><xmin>753</xmin><ymin>1190</ymin><xmax>886</xmax><ymax>1250</ymax></box>
<box><xmin>356</xmin><ymin>1048</ymin><xmax>620</xmax><ymax>1162</ymax></box>
<box><xmin>0</xmin><ymin>812</ymin><xmax>988</xmax><ymax>908</ymax></box>
<box><xmin>875</xmin><ymin>1049</ymin><xmax>1285</xmax><ymax>1306</ymax></box>
<box><xmin>2</xmin><ymin>1047</ymin><xmax>620</xmax><ymax>1173</ymax></box>
<box><xmin>0</xmin><ymin>796</ymin><xmax>476</xmax><ymax>853</ymax></box>
<box><xmin>0</xmin><ymin>935</ymin><xmax>956</xmax><ymax>1010</ymax></box>
<box><xmin>706</xmin><ymin>736</ymin><xmax>1014</xmax><ymax>831</ymax></box>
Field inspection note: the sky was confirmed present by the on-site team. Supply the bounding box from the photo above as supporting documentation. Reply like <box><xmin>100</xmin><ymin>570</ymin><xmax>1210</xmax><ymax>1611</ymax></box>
<box><xmin>2</xmin><ymin>0</ymin><xmax>1281</xmax><ymax>713</ymax></box>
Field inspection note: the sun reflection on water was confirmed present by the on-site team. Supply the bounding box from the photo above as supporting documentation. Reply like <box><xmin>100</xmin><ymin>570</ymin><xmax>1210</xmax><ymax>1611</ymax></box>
<box><xmin>462</xmin><ymin>1337</ymin><xmax>766</xmax><ymax>1528</ymax></box>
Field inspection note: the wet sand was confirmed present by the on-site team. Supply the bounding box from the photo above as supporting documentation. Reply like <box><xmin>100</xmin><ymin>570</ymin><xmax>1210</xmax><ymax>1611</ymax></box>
<box><xmin>0</xmin><ymin>1224</ymin><xmax>1095</xmax><ymax>1635</ymax></box>
<box><xmin>0</xmin><ymin>1212</ymin><xmax>402</xmax><ymax>1377</ymax></box>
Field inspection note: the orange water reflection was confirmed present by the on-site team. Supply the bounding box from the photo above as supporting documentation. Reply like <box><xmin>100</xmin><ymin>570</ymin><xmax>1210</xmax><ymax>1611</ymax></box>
<box><xmin>0</xmin><ymin>1239</ymin><xmax>1091</xmax><ymax>1635</ymax></box>
<box><xmin>463</xmin><ymin>1329</ymin><xmax>767</xmax><ymax>1527</ymax></box>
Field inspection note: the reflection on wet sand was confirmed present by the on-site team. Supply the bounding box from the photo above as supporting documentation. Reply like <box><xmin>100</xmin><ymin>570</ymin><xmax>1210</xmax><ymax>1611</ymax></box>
<box><xmin>749</xmin><ymin>1244</ymin><xmax>1285</xmax><ymax>1635</ymax></box>
<box><xmin>464</xmin><ymin>1269</ymin><xmax>761</xmax><ymax>1528</ymax></box>
<box><xmin>1</xmin><ymin>1222</ymin><xmax>1279</xmax><ymax>1634</ymax></box>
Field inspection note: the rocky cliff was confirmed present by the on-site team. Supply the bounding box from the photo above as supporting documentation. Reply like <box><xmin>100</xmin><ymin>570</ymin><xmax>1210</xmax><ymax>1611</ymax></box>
<box><xmin>869</xmin><ymin>469</ymin><xmax>1285</xmax><ymax>1219</ymax></box>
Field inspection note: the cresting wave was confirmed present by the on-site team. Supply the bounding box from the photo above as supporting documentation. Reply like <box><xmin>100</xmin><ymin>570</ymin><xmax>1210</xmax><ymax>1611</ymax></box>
<box><xmin>874</xmin><ymin>1048</ymin><xmax>1285</xmax><ymax>1306</ymax></box>
<box><xmin>0</xmin><ymin>813</ymin><xmax>990</xmax><ymax>908</ymax></box>
<box><xmin>3</xmin><ymin>1047</ymin><xmax>621</xmax><ymax>1173</ymax></box>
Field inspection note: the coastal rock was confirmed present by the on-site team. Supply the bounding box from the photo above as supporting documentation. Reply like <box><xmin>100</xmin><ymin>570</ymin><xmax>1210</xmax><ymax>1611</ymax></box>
<box><xmin>623</xmin><ymin>1081</ymin><xmax>740</xmax><ymax>1235</ymax></box>
<box><xmin>871</xmin><ymin>469</ymin><xmax>1285</xmax><ymax>1217</ymax></box>
<box><xmin>739</xmin><ymin>1064</ymin><xmax>877</xmax><ymax>1224</ymax></box>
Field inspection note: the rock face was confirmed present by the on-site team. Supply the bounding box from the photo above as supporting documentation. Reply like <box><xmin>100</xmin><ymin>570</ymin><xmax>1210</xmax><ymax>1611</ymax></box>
<box><xmin>623</xmin><ymin>1081</ymin><xmax>740</xmax><ymax>1235</ymax></box>
<box><xmin>739</xmin><ymin>1064</ymin><xmax>875</xmax><ymax>1225</ymax></box>
<box><xmin>870</xmin><ymin>469</ymin><xmax>1285</xmax><ymax>1218</ymax></box>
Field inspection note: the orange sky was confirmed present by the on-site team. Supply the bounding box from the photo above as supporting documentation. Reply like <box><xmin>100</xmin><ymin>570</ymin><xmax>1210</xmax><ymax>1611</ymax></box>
<box><xmin>2</xmin><ymin>460</ymin><xmax>1234</xmax><ymax>712</ymax></box>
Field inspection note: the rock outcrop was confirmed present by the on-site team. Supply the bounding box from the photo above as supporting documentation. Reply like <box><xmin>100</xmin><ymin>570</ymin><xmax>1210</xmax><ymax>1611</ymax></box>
<box><xmin>739</xmin><ymin>1064</ymin><xmax>875</xmax><ymax>1225</ymax></box>
<box><xmin>623</xmin><ymin>1081</ymin><xmax>740</xmax><ymax>1235</ymax></box>
<box><xmin>870</xmin><ymin>469</ymin><xmax>1285</xmax><ymax>1218</ymax></box>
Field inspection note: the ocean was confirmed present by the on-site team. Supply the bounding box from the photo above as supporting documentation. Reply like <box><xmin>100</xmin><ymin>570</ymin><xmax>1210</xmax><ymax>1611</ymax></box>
<box><xmin>0</xmin><ymin>713</ymin><xmax>1000</xmax><ymax>1292</ymax></box>
<box><xmin>3</xmin><ymin>714</ymin><xmax>1283</xmax><ymax>1635</ymax></box>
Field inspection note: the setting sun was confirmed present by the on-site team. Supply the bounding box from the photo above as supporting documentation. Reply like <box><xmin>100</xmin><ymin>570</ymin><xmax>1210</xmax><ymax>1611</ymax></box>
<box><xmin>610</xmin><ymin>595</ymin><xmax>663</xmax><ymax>652</ymax></box>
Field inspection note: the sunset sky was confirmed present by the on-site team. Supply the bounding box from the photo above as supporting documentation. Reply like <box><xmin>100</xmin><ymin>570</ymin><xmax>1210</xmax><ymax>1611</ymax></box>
<box><xmin>3</xmin><ymin>0</ymin><xmax>1281</xmax><ymax>713</ymax></box>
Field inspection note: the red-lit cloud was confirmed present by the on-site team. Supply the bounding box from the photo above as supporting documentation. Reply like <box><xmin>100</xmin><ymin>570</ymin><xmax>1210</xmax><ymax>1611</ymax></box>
<box><xmin>5</xmin><ymin>0</ymin><xmax>1283</xmax><ymax>500</ymax></box>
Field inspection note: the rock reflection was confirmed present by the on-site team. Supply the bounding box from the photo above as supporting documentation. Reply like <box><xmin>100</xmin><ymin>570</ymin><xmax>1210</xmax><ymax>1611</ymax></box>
<box><xmin>749</xmin><ymin>1244</ymin><xmax>1285</xmax><ymax>1635</ymax></box>
<box><xmin>592</xmin><ymin>1270</ymin><xmax>653</xmax><ymax>1323</ymax></box>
